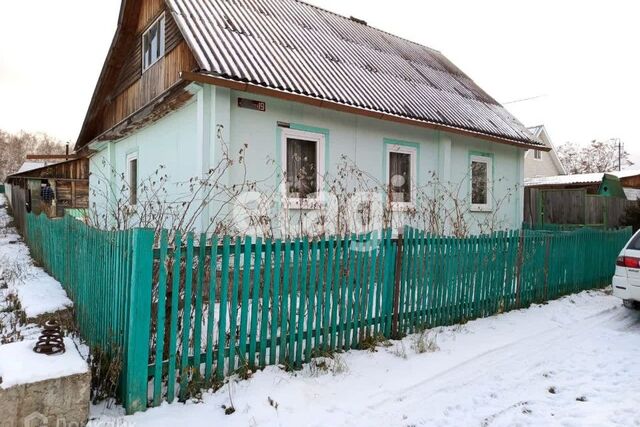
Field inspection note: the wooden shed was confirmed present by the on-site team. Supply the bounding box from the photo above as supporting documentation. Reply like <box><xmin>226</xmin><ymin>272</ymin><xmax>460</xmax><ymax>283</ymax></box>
<box><xmin>5</xmin><ymin>158</ymin><xmax>89</xmax><ymax>233</ymax></box>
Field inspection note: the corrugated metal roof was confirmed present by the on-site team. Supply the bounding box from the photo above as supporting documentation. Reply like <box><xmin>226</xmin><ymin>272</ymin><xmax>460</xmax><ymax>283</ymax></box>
<box><xmin>623</xmin><ymin>187</ymin><xmax>640</xmax><ymax>201</ymax></box>
<box><xmin>525</xmin><ymin>169</ymin><xmax>640</xmax><ymax>187</ymax></box>
<box><xmin>166</xmin><ymin>0</ymin><xmax>542</xmax><ymax>146</ymax></box>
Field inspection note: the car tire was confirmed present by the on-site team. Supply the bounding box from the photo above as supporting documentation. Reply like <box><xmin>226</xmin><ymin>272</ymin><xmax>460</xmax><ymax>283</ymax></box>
<box><xmin>623</xmin><ymin>299</ymin><xmax>640</xmax><ymax>310</ymax></box>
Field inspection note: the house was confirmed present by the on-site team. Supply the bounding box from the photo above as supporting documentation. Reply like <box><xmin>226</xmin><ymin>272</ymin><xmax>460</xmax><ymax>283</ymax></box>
<box><xmin>523</xmin><ymin>170</ymin><xmax>640</xmax><ymax>227</ymax></box>
<box><xmin>4</xmin><ymin>158</ymin><xmax>90</xmax><ymax>233</ymax></box>
<box><xmin>524</xmin><ymin>125</ymin><xmax>566</xmax><ymax>179</ymax></box>
<box><xmin>525</xmin><ymin>169</ymin><xmax>640</xmax><ymax>199</ymax></box>
<box><xmin>76</xmin><ymin>0</ymin><xmax>544</xmax><ymax>235</ymax></box>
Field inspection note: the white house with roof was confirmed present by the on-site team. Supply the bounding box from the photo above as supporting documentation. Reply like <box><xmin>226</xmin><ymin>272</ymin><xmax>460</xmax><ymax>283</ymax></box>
<box><xmin>524</xmin><ymin>125</ymin><xmax>566</xmax><ymax>179</ymax></box>
<box><xmin>76</xmin><ymin>0</ymin><xmax>544</xmax><ymax>235</ymax></box>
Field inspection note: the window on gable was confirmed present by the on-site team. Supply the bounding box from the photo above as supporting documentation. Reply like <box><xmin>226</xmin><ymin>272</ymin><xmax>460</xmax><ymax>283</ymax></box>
<box><xmin>282</xmin><ymin>128</ymin><xmax>325</xmax><ymax>204</ymax></box>
<box><xmin>534</xmin><ymin>149</ymin><xmax>542</xmax><ymax>160</ymax></box>
<box><xmin>470</xmin><ymin>155</ymin><xmax>492</xmax><ymax>212</ymax></box>
<box><xmin>127</xmin><ymin>154</ymin><xmax>138</xmax><ymax>206</ymax></box>
<box><xmin>386</xmin><ymin>144</ymin><xmax>417</xmax><ymax>208</ymax></box>
<box><xmin>142</xmin><ymin>15</ymin><xmax>165</xmax><ymax>71</ymax></box>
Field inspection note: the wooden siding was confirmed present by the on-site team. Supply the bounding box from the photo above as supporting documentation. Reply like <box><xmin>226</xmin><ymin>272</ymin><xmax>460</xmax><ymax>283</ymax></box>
<box><xmin>114</xmin><ymin>9</ymin><xmax>183</xmax><ymax>96</ymax></box>
<box><xmin>621</xmin><ymin>175</ymin><xmax>640</xmax><ymax>189</ymax></box>
<box><xmin>137</xmin><ymin>0</ymin><xmax>165</xmax><ymax>32</ymax></box>
<box><xmin>79</xmin><ymin>0</ymin><xmax>198</xmax><ymax>146</ymax></box>
<box><xmin>9</xmin><ymin>158</ymin><xmax>90</xmax><ymax>181</ymax></box>
<box><xmin>524</xmin><ymin>187</ymin><xmax>635</xmax><ymax>228</ymax></box>
<box><xmin>102</xmin><ymin>40</ymin><xmax>197</xmax><ymax>135</ymax></box>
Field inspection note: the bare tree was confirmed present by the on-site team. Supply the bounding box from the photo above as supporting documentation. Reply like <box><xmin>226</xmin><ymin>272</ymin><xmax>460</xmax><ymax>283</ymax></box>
<box><xmin>0</xmin><ymin>130</ymin><xmax>66</xmax><ymax>181</ymax></box>
<box><xmin>557</xmin><ymin>139</ymin><xmax>632</xmax><ymax>174</ymax></box>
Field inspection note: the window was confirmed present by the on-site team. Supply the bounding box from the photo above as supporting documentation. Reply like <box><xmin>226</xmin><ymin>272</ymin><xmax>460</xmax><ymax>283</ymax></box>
<box><xmin>127</xmin><ymin>154</ymin><xmax>138</xmax><ymax>205</ymax></box>
<box><xmin>533</xmin><ymin>149</ymin><xmax>542</xmax><ymax>160</ymax></box>
<box><xmin>142</xmin><ymin>15</ymin><xmax>165</xmax><ymax>71</ymax></box>
<box><xmin>470</xmin><ymin>155</ymin><xmax>492</xmax><ymax>212</ymax></box>
<box><xmin>282</xmin><ymin>128</ymin><xmax>325</xmax><ymax>205</ymax></box>
<box><xmin>386</xmin><ymin>144</ymin><xmax>417</xmax><ymax>208</ymax></box>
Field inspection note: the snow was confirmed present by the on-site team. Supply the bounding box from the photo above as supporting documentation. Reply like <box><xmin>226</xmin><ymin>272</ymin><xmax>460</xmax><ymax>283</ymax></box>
<box><xmin>15</xmin><ymin>161</ymin><xmax>45</xmax><ymax>174</ymax></box>
<box><xmin>525</xmin><ymin>169</ymin><xmax>640</xmax><ymax>187</ymax></box>
<box><xmin>16</xmin><ymin>271</ymin><xmax>74</xmax><ymax>318</ymax></box>
<box><xmin>0</xmin><ymin>338</ymin><xmax>88</xmax><ymax>389</ymax></box>
<box><xmin>0</xmin><ymin>195</ymin><xmax>72</xmax><ymax>318</ymax></box>
<box><xmin>623</xmin><ymin>187</ymin><xmax>640</xmax><ymax>201</ymax></box>
<box><xmin>90</xmin><ymin>290</ymin><xmax>640</xmax><ymax>426</ymax></box>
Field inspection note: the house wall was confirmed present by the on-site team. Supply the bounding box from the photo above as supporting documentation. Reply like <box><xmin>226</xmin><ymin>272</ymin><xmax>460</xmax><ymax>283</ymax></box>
<box><xmin>90</xmin><ymin>83</ymin><xmax>525</xmax><ymax>234</ymax></box>
<box><xmin>524</xmin><ymin>149</ymin><xmax>563</xmax><ymax>178</ymax></box>
<box><xmin>89</xmin><ymin>100</ymin><xmax>199</xmax><ymax>228</ymax></box>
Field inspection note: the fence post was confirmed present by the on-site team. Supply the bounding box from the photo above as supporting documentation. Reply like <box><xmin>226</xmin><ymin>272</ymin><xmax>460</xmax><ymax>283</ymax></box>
<box><xmin>391</xmin><ymin>229</ymin><xmax>404</xmax><ymax>338</ymax></box>
<box><xmin>514</xmin><ymin>230</ymin><xmax>525</xmax><ymax>309</ymax></box>
<box><xmin>123</xmin><ymin>228</ymin><xmax>154</xmax><ymax>414</ymax></box>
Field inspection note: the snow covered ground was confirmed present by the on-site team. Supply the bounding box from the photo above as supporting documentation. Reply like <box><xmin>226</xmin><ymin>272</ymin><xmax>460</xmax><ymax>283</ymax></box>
<box><xmin>0</xmin><ymin>195</ymin><xmax>72</xmax><ymax>344</ymax></box>
<box><xmin>0</xmin><ymin>196</ymin><xmax>88</xmax><ymax>392</ymax></box>
<box><xmin>0</xmin><ymin>196</ymin><xmax>71</xmax><ymax>323</ymax></box>
<box><xmin>90</xmin><ymin>290</ymin><xmax>640</xmax><ymax>427</ymax></box>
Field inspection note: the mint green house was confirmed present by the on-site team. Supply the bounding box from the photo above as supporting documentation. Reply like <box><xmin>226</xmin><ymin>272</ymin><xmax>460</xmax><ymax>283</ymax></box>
<box><xmin>76</xmin><ymin>0</ymin><xmax>544</xmax><ymax>235</ymax></box>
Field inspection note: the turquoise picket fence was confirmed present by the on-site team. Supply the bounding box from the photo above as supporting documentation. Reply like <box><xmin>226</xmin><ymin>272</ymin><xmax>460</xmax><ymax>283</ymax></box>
<box><xmin>23</xmin><ymin>213</ymin><xmax>631</xmax><ymax>414</ymax></box>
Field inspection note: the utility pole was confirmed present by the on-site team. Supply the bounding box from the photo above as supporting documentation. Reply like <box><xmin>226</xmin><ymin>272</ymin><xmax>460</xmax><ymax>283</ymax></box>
<box><xmin>618</xmin><ymin>138</ymin><xmax>622</xmax><ymax>171</ymax></box>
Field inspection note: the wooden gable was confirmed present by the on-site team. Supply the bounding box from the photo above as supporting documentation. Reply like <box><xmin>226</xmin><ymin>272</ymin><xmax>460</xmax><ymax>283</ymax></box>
<box><xmin>76</xmin><ymin>0</ymin><xmax>198</xmax><ymax>151</ymax></box>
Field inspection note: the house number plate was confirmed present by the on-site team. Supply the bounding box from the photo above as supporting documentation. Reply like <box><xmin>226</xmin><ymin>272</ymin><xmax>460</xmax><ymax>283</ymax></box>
<box><xmin>238</xmin><ymin>97</ymin><xmax>266</xmax><ymax>112</ymax></box>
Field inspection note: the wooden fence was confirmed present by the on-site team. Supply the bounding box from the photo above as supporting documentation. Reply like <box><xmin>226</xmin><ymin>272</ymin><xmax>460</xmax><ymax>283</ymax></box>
<box><xmin>524</xmin><ymin>187</ymin><xmax>634</xmax><ymax>228</ymax></box>
<box><xmin>24</xmin><ymin>213</ymin><xmax>632</xmax><ymax>414</ymax></box>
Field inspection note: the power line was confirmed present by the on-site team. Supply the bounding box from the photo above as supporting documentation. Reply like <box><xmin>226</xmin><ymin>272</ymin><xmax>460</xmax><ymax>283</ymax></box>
<box><xmin>502</xmin><ymin>94</ymin><xmax>547</xmax><ymax>105</ymax></box>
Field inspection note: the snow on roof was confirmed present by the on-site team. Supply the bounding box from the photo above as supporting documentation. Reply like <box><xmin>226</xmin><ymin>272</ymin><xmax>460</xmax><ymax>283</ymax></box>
<box><xmin>16</xmin><ymin>161</ymin><xmax>45</xmax><ymax>174</ymax></box>
<box><xmin>159</xmin><ymin>0</ymin><xmax>542</xmax><ymax>148</ymax></box>
<box><xmin>525</xmin><ymin>169</ymin><xmax>640</xmax><ymax>187</ymax></box>
<box><xmin>623</xmin><ymin>187</ymin><xmax>640</xmax><ymax>201</ymax></box>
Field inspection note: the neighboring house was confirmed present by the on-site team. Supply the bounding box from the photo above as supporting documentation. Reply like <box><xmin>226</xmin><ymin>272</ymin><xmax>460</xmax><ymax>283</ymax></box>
<box><xmin>524</xmin><ymin>125</ymin><xmax>566</xmax><ymax>179</ymax></box>
<box><xmin>5</xmin><ymin>158</ymin><xmax>90</xmax><ymax>233</ymax></box>
<box><xmin>525</xmin><ymin>169</ymin><xmax>640</xmax><ymax>199</ymax></box>
<box><xmin>75</xmin><ymin>0</ymin><xmax>543</xmax><ymax>234</ymax></box>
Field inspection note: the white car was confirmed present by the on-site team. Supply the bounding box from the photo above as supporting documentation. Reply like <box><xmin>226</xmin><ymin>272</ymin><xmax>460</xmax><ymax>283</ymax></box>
<box><xmin>613</xmin><ymin>230</ymin><xmax>640</xmax><ymax>309</ymax></box>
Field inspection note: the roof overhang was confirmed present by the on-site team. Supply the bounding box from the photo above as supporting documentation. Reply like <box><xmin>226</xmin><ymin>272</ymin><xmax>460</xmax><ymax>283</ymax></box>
<box><xmin>181</xmin><ymin>71</ymin><xmax>549</xmax><ymax>152</ymax></box>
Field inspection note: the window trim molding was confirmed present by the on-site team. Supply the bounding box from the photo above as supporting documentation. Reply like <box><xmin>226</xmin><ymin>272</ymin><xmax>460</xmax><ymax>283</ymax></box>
<box><xmin>533</xmin><ymin>149</ymin><xmax>542</xmax><ymax>160</ymax></box>
<box><xmin>141</xmin><ymin>13</ymin><xmax>166</xmax><ymax>73</ymax></box>
<box><xmin>383</xmin><ymin>138</ymin><xmax>420</xmax><ymax>210</ymax></box>
<box><xmin>469</xmin><ymin>152</ymin><xmax>494</xmax><ymax>212</ymax></box>
<box><xmin>279</xmin><ymin>126</ymin><xmax>327</xmax><ymax>209</ymax></box>
<box><xmin>125</xmin><ymin>151</ymin><xmax>139</xmax><ymax>206</ymax></box>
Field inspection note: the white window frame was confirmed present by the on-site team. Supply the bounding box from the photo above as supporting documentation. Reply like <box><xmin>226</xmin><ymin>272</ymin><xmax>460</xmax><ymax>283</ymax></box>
<box><xmin>533</xmin><ymin>149</ymin><xmax>542</xmax><ymax>160</ymax></box>
<box><xmin>470</xmin><ymin>154</ymin><xmax>493</xmax><ymax>212</ymax></box>
<box><xmin>142</xmin><ymin>13</ymin><xmax>166</xmax><ymax>72</ymax></box>
<box><xmin>281</xmin><ymin>128</ymin><xmax>325</xmax><ymax>209</ymax></box>
<box><xmin>385</xmin><ymin>144</ymin><xmax>417</xmax><ymax>210</ymax></box>
<box><xmin>126</xmin><ymin>152</ymin><xmax>139</xmax><ymax>206</ymax></box>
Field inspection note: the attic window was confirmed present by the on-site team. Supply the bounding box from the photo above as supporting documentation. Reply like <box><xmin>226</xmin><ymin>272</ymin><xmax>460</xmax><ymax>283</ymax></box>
<box><xmin>534</xmin><ymin>149</ymin><xmax>542</xmax><ymax>160</ymax></box>
<box><xmin>142</xmin><ymin>14</ymin><xmax>165</xmax><ymax>71</ymax></box>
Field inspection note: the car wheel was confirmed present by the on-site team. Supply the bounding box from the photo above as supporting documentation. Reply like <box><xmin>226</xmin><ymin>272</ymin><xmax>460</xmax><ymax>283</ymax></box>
<box><xmin>623</xmin><ymin>299</ymin><xmax>640</xmax><ymax>310</ymax></box>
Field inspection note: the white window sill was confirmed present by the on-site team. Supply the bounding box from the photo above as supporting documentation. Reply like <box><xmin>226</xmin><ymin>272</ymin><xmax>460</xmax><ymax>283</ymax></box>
<box><xmin>471</xmin><ymin>205</ymin><xmax>493</xmax><ymax>213</ymax></box>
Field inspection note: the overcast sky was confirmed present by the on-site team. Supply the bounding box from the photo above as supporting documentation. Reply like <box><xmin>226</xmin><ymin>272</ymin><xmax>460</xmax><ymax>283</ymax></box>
<box><xmin>0</xmin><ymin>0</ymin><xmax>638</xmax><ymax>163</ymax></box>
